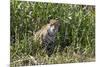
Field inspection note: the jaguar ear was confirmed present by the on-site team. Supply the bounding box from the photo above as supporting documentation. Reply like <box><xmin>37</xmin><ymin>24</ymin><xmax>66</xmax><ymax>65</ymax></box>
<box><xmin>55</xmin><ymin>18</ymin><xmax>59</xmax><ymax>20</ymax></box>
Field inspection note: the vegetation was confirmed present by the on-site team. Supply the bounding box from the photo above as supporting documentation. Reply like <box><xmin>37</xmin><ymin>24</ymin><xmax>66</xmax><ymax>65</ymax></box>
<box><xmin>10</xmin><ymin>0</ymin><xmax>95</xmax><ymax>66</ymax></box>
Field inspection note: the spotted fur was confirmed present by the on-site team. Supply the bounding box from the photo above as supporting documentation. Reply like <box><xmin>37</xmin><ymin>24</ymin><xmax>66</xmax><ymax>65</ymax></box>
<box><xmin>33</xmin><ymin>19</ymin><xmax>60</xmax><ymax>56</ymax></box>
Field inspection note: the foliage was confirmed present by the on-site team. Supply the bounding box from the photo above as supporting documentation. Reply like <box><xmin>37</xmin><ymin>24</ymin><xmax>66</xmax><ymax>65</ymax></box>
<box><xmin>10</xmin><ymin>0</ymin><xmax>95</xmax><ymax>66</ymax></box>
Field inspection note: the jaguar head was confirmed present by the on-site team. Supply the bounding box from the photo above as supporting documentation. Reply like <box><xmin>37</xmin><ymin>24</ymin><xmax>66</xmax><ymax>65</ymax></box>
<box><xmin>48</xmin><ymin>19</ymin><xmax>60</xmax><ymax>35</ymax></box>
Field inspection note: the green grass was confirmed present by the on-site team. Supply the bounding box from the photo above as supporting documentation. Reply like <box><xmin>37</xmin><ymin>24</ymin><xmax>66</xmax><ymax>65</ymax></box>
<box><xmin>10</xmin><ymin>0</ymin><xmax>95</xmax><ymax>66</ymax></box>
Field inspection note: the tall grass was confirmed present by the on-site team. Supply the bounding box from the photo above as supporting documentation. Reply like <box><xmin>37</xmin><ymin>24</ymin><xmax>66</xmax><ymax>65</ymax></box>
<box><xmin>10</xmin><ymin>0</ymin><xmax>95</xmax><ymax>66</ymax></box>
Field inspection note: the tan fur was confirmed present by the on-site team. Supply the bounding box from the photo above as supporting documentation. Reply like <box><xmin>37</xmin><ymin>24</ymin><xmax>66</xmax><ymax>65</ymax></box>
<box><xmin>33</xmin><ymin>19</ymin><xmax>60</xmax><ymax>45</ymax></box>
